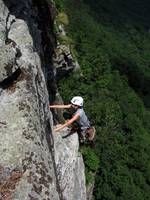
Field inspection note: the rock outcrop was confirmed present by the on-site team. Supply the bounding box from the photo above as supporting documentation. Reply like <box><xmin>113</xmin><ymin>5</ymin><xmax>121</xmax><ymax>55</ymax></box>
<box><xmin>52</xmin><ymin>44</ymin><xmax>76</xmax><ymax>79</ymax></box>
<box><xmin>54</xmin><ymin>128</ymin><xmax>86</xmax><ymax>200</ymax></box>
<box><xmin>0</xmin><ymin>0</ymin><xmax>60</xmax><ymax>199</ymax></box>
<box><xmin>52</xmin><ymin>12</ymin><xmax>80</xmax><ymax>81</ymax></box>
<box><xmin>0</xmin><ymin>0</ymin><xmax>86</xmax><ymax>199</ymax></box>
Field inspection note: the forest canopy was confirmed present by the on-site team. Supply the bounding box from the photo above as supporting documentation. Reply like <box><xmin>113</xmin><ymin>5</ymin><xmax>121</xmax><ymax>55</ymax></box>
<box><xmin>53</xmin><ymin>0</ymin><xmax>150</xmax><ymax>199</ymax></box>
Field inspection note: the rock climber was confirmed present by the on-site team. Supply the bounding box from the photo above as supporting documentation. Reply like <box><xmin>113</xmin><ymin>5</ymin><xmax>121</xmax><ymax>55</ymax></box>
<box><xmin>49</xmin><ymin>96</ymin><xmax>95</xmax><ymax>142</ymax></box>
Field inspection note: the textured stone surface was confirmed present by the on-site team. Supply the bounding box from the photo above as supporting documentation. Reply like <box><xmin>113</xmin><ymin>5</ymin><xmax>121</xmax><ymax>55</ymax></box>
<box><xmin>0</xmin><ymin>0</ymin><xmax>87</xmax><ymax>200</ymax></box>
<box><xmin>0</xmin><ymin>0</ymin><xmax>60</xmax><ymax>199</ymax></box>
<box><xmin>52</xmin><ymin>19</ymin><xmax>81</xmax><ymax>80</ymax></box>
<box><xmin>52</xmin><ymin>44</ymin><xmax>75</xmax><ymax>79</ymax></box>
<box><xmin>54</xmin><ymin>128</ymin><xmax>87</xmax><ymax>200</ymax></box>
<box><xmin>86</xmin><ymin>182</ymin><xmax>95</xmax><ymax>200</ymax></box>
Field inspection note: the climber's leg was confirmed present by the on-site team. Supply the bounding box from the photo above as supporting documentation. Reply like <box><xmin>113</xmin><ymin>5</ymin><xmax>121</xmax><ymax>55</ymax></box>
<box><xmin>86</xmin><ymin>126</ymin><xmax>96</xmax><ymax>141</ymax></box>
<box><xmin>78</xmin><ymin>130</ymin><xmax>86</xmax><ymax>144</ymax></box>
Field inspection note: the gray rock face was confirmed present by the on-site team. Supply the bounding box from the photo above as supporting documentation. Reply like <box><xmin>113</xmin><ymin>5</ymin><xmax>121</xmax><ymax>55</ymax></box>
<box><xmin>52</xmin><ymin>19</ymin><xmax>81</xmax><ymax>80</ymax></box>
<box><xmin>54</xmin><ymin>128</ymin><xmax>87</xmax><ymax>200</ymax></box>
<box><xmin>0</xmin><ymin>0</ymin><xmax>60</xmax><ymax>199</ymax></box>
<box><xmin>52</xmin><ymin>44</ymin><xmax>75</xmax><ymax>81</ymax></box>
<box><xmin>0</xmin><ymin>0</ymin><xmax>87</xmax><ymax>200</ymax></box>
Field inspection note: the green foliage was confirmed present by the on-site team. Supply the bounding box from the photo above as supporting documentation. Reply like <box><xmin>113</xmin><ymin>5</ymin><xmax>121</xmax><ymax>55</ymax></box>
<box><xmin>53</xmin><ymin>0</ymin><xmax>65</xmax><ymax>11</ymax></box>
<box><xmin>57</xmin><ymin>35</ymin><xmax>73</xmax><ymax>45</ymax></box>
<box><xmin>81</xmin><ymin>146</ymin><xmax>100</xmax><ymax>185</ymax></box>
<box><xmin>85</xmin><ymin>168</ymin><xmax>95</xmax><ymax>185</ymax></box>
<box><xmin>55</xmin><ymin>0</ymin><xmax>150</xmax><ymax>199</ymax></box>
<box><xmin>81</xmin><ymin>147</ymin><xmax>100</xmax><ymax>171</ymax></box>
<box><xmin>56</xmin><ymin>12</ymin><xmax>69</xmax><ymax>25</ymax></box>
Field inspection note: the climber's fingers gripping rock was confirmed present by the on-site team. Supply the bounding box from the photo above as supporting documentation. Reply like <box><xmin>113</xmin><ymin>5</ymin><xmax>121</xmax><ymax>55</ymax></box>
<box><xmin>53</xmin><ymin>124</ymin><xmax>63</xmax><ymax>133</ymax></box>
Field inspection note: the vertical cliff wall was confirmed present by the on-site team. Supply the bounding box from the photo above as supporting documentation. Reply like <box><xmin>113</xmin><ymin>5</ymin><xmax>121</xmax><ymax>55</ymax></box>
<box><xmin>54</xmin><ymin>128</ymin><xmax>86</xmax><ymax>200</ymax></box>
<box><xmin>0</xmin><ymin>0</ymin><xmax>61</xmax><ymax>199</ymax></box>
<box><xmin>0</xmin><ymin>0</ymin><xmax>86</xmax><ymax>199</ymax></box>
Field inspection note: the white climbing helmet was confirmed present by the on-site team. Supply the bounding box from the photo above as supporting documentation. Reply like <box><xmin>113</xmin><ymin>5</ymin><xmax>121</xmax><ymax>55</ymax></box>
<box><xmin>71</xmin><ymin>96</ymin><xmax>84</xmax><ymax>107</ymax></box>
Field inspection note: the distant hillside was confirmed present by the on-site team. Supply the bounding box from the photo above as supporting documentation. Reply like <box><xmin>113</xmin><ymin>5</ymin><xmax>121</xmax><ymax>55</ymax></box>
<box><xmin>54</xmin><ymin>0</ymin><xmax>150</xmax><ymax>199</ymax></box>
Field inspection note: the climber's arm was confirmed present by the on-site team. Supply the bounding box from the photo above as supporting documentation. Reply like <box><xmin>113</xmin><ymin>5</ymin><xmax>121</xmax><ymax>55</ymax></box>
<box><xmin>54</xmin><ymin>114</ymin><xmax>80</xmax><ymax>132</ymax></box>
<box><xmin>49</xmin><ymin>104</ymin><xmax>71</xmax><ymax>109</ymax></box>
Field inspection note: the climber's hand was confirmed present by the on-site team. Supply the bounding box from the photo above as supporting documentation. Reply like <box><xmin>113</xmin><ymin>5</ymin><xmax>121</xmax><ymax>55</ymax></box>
<box><xmin>53</xmin><ymin>127</ymin><xmax>60</xmax><ymax>132</ymax></box>
<box><xmin>53</xmin><ymin>124</ymin><xmax>63</xmax><ymax>133</ymax></box>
